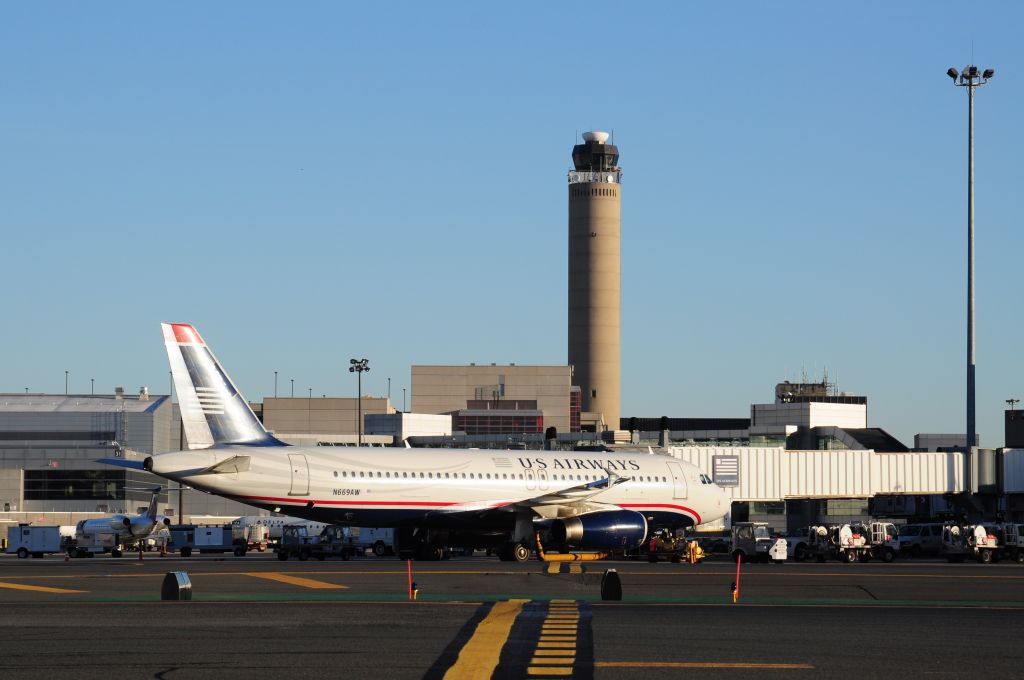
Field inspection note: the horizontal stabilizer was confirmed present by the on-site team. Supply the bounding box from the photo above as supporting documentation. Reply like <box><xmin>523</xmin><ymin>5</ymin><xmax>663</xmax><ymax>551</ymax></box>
<box><xmin>197</xmin><ymin>455</ymin><xmax>251</xmax><ymax>475</ymax></box>
<box><xmin>96</xmin><ymin>458</ymin><xmax>147</xmax><ymax>470</ymax></box>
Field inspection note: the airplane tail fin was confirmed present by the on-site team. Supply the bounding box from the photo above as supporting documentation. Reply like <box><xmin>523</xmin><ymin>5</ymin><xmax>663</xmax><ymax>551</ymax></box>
<box><xmin>145</xmin><ymin>487</ymin><xmax>160</xmax><ymax>519</ymax></box>
<box><xmin>162</xmin><ymin>323</ymin><xmax>285</xmax><ymax>449</ymax></box>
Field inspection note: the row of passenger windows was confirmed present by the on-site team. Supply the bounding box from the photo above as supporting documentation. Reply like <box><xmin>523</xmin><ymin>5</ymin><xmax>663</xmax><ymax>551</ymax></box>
<box><xmin>331</xmin><ymin>470</ymin><xmax>668</xmax><ymax>483</ymax></box>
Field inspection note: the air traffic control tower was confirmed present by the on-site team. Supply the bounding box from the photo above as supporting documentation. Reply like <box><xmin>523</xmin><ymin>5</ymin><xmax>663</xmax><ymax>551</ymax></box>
<box><xmin>568</xmin><ymin>131</ymin><xmax>621</xmax><ymax>431</ymax></box>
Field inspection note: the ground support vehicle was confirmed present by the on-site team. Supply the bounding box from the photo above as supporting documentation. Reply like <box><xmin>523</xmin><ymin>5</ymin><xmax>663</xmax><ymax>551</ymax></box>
<box><xmin>169</xmin><ymin>525</ymin><xmax>196</xmax><ymax>557</ymax></box>
<box><xmin>998</xmin><ymin>524</ymin><xmax>1024</xmax><ymax>563</ymax></box>
<box><xmin>806</xmin><ymin>523</ymin><xmax>897</xmax><ymax>563</ymax></box>
<box><xmin>6</xmin><ymin>525</ymin><xmax>63</xmax><ymax>558</ymax></box>
<box><xmin>194</xmin><ymin>525</ymin><xmax>240</xmax><ymax>555</ymax></box>
<box><xmin>67</xmin><ymin>527</ymin><xmax>122</xmax><ymax>557</ymax></box>
<box><xmin>351</xmin><ymin>527</ymin><xmax>395</xmax><ymax>557</ymax></box>
<box><xmin>731</xmin><ymin>522</ymin><xmax>787</xmax><ymax>563</ymax></box>
<box><xmin>942</xmin><ymin>524</ymin><xmax>1000</xmax><ymax>564</ymax></box>
<box><xmin>853</xmin><ymin>522</ymin><xmax>900</xmax><ymax>562</ymax></box>
<box><xmin>276</xmin><ymin>525</ymin><xmax>361</xmax><ymax>561</ymax></box>
<box><xmin>232</xmin><ymin>524</ymin><xmax>269</xmax><ymax>553</ymax></box>
<box><xmin>898</xmin><ymin>523</ymin><xmax>945</xmax><ymax>557</ymax></box>
<box><xmin>169</xmin><ymin>524</ymin><xmax>244</xmax><ymax>557</ymax></box>
<box><xmin>645</xmin><ymin>529</ymin><xmax>687</xmax><ymax>563</ymax></box>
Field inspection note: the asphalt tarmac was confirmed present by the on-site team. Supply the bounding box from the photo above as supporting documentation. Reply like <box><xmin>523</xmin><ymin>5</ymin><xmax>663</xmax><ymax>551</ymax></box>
<box><xmin>1</xmin><ymin>553</ymin><xmax>1022</xmax><ymax>679</ymax></box>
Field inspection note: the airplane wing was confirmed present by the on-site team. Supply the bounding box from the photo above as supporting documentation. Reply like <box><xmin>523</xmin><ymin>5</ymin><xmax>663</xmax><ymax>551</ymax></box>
<box><xmin>96</xmin><ymin>458</ymin><xmax>147</xmax><ymax>470</ymax></box>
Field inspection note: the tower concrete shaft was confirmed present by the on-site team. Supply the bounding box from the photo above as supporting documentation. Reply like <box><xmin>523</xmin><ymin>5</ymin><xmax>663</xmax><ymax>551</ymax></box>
<box><xmin>568</xmin><ymin>131</ymin><xmax>621</xmax><ymax>431</ymax></box>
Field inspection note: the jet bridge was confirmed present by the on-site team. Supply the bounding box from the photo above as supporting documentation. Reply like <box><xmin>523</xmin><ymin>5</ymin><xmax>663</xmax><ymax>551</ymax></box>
<box><xmin>668</xmin><ymin>447</ymin><xmax>965</xmax><ymax>502</ymax></box>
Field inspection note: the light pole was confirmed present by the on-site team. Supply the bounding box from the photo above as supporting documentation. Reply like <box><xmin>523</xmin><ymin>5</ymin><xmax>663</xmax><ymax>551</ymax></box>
<box><xmin>90</xmin><ymin>378</ymin><xmax>94</xmax><ymax>396</ymax></box>
<box><xmin>274</xmin><ymin>371</ymin><xmax>278</xmax><ymax>398</ymax></box>
<box><xmin>387</xmin><ymin>377</ymin><xmax>391</xmax><ymax>403</ymax></box>
<box><xmin>1008</xmin><ymin>399</ymin><xmax>1020</xmax><ymax>412</ymax></box>
<box><xmin>948</xmin><ymin>64</ymin><xmax>994</xmax><ymax>481</ymax></box>
<box><xmin>290</xmin><ymin>379</ymin><xmax>294</xmax><ymax>398</ymax></box>
<box><xmin>403</xmin><ymin>388</ymin><xmax>406</xmax><ymax>413</ymax></box>
<box><xmin>349</xmin><ymin>358</ymin><xmax>370</xmax><ymax>446</ymax></box>
<box><xmin>65</xmin><ymin>371</ymin><xmax>68</xmax><ymax>395</ymax></box>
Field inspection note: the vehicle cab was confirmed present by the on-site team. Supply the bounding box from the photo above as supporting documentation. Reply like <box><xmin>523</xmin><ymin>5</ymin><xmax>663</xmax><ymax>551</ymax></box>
<box><xmin>731</xmin><ymin>521</ymin><xmax>787</xmax><ymax>563</ymax></box>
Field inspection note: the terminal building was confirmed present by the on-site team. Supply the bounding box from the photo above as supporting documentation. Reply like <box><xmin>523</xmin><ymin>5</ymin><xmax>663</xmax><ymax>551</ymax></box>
<box><xmin>0</xmin><ymin>389</ymin><xmax>262</xmax><ymax>523</ymax></box>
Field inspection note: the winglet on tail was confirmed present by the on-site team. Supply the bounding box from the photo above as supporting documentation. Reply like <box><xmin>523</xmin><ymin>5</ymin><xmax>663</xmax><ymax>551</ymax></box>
<box><xmin>162</xmin><ymin>323</ymin><xmax>285</xmax><ymax>449</ymax></box>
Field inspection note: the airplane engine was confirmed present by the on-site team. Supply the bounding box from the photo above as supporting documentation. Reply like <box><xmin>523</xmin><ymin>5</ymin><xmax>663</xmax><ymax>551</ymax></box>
<box><xmin>125</xmin><ymin>515</ymin><xmax>157</xmax><ymax>537</ymax></box>
<box><xmin>550</xmin><ymin>510</ymin><xmax>648</xmax><ymax>551</ymax></box>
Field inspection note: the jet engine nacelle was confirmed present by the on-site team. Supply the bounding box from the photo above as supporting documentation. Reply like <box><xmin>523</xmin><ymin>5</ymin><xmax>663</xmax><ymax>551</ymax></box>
<box><xmin>124</xmin><ymin>514</ymin><xmax>159</xmax><ymax>537</ymax></box>
<box><xmin>551</xmin><ymin>510</ymin><xmax>648</xmax><ymax>551</ymax></box>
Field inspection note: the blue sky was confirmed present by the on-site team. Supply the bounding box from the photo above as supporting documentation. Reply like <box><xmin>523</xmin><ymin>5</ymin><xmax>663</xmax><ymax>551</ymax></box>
<box><xmin>1</xmin><ymin>2</ymin><xmax>1021</xmax><ymax>447</ymax></box>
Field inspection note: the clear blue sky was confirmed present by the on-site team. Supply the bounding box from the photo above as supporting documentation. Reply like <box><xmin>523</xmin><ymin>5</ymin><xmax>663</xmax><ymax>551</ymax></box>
<box><xmin>2</xmin><ymin>2</ymin><xmax>1021</xmax><ymax>447</ymax></box>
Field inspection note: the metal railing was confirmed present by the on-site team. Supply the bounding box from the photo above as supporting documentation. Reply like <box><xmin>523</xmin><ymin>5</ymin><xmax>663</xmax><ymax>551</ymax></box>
<box><xmin>567</xmin><ymin>170</ymin><xmax>622</xmax><ymax>184</ymax></box>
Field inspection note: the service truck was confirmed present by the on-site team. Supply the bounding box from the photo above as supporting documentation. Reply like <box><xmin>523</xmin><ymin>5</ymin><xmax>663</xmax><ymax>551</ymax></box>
<box><xmin>351</xmin><ymin>527</ymin><xmax>395</xmax><ymax>557</ymax></box>
<box><xmin>232</xmin><ymin>523</ymin><xmax>269</xmax><ymax>553</ymax></box>
<box><xmin>7</xmin><ymin>525</ymin><xmax>63</xmax><ymax>558</ymax></box>
<box><xmin>942</xmin><ymin>524</ymin><xmax>1000</xmax><ymax>563</ymax></box>
<box><xmin>276</xmin><ymin>524</ymin><xmax>361</xmax><ymax>561</ymax></box>
<box><xmin>805</xmin><ymin>522</ymin><xmax>899</xmax><ymax>563</ymax></box>
<box><xmin>997</xmin><ymin>524</ymin><xmax>1024</xmax><ymax>563</ymax></box>
<box><xmin>730</xmin><ymin>522</ymin><xmax>787</xmax><ymax>563</ymax></box>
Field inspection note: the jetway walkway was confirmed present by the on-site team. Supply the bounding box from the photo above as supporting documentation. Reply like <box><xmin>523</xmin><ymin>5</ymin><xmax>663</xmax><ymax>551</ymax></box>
<box><xmin>669</xmin><ymin>446</ymin><xmax>965</xmax><ymax>502</ymax></box>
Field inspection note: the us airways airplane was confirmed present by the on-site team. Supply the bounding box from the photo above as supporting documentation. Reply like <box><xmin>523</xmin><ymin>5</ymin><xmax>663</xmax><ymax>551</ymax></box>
<box><xmin>102</xmin><ymin>323</ymin><xmax>729</xmax><ymax>561</ymax></box>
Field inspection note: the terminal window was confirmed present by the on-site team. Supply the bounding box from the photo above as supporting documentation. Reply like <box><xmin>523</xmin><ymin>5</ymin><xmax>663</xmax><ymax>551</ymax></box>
<box><xmin>24</xmin><ymin>470</ymin><xmax>125</xmax><ymax>501</ymax></box>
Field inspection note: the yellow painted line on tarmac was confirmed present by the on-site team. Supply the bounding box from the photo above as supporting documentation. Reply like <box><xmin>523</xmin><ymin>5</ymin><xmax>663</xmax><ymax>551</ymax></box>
<box><xmin>620</xmin><ymin>570</ymin><xmax>1024</xmax><ymax>580</ymax></box>
<box><xmin>527</xmin><ymin>667</ymin><xmax>572</xmax><ymax>676</ymax></box>
<box><xmin>245</xmin><ymin>572</ymin><xmax>347</xmax><ymax>589</ymax></box>
<box><xmin>537</xmin><ymin>641</ymin><xmax>577</xmax><ymax>649</ymax></box>
<box><xmin>596</xmin><ymin>661</ymin><xmax>814</xmax><ymax>670</ymax></box>
<box><xmin>443</xmin><ymin>599</ymin><xmax>527</xmax><ymax>680</ymax></box>
<box><xmin>0</xmin><ymin>581</ymin><xmax>85</xmax><ymax>594</ymax></box>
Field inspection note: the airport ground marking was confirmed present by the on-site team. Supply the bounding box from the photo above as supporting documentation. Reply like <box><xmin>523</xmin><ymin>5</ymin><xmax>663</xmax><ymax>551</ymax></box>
<box><xmin>0</xmin><ymin>581</ymin><xmax>86</xmax><ymax>594</ymax></box>
<box><xmin>245</xmin><ymin>572</ymin><xmax>348</xmax><ymax>589</ymax></box>
<box><xmin>442</xmin><ymin>598</ymin><xmax>527</xmax><ymax>680</ymax></box>
<box><xmin>594</xmin><ymin>661</ymin><xmax>814</xmax><ymax>670</ymax></box>
<box><xmin>525</xmin><ymin>600</ymin><xmax>585</xmax><ymax>678</ymax></box>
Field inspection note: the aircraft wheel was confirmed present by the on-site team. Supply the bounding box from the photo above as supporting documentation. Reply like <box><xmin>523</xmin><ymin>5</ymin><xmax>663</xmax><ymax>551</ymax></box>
<box><xmin>512</xmin><ymin>543</ymin><xmax>531</xmax><ymax>562</ymax></box>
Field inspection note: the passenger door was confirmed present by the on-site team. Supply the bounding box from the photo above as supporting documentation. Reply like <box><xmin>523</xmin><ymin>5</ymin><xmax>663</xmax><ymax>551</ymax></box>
<box><xmin>666</xmin><ymin>462</ymin><xmax>688</xmax><ymax>499</ymax></box>
<box><xmin>288</xmin><ymin>454</ymin><xmax>310</xmax><ymax>496</ymax></box>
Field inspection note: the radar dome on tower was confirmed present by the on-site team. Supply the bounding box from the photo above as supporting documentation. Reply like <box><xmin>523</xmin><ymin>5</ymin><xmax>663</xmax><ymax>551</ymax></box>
<box><xmin>582</xmin><ymin>131</ymin><xmax>610</xmax><ymax>144</ymax></box>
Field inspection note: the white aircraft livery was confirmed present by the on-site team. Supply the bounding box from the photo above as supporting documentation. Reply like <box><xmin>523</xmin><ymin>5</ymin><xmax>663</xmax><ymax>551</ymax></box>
<box><xmin>102</xmin><ymin>323</ymin><xmax>729</xmax><ymax>561</ymax></box>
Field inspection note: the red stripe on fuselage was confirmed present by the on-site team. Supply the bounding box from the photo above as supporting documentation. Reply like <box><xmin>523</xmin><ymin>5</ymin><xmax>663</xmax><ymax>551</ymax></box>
<box><xmin>620</xmin><ymin>504</ymin><xmax>702</xmax><ymax>525</ymax></box>
<box><xmin>238</xmin><ymin>495</ymin><xmax>702</xmax><ymax>523</ymax></box>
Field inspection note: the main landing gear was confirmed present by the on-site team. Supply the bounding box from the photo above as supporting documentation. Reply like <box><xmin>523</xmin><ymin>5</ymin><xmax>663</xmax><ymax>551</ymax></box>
<box><xmin>497</xmin><ymin>542</ymin><xmax>531</xmax><ymax>562</ymax></box>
